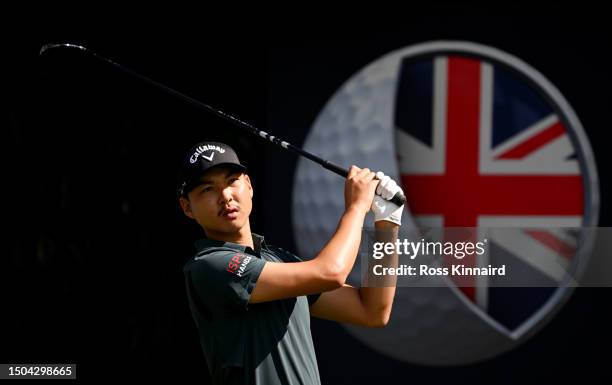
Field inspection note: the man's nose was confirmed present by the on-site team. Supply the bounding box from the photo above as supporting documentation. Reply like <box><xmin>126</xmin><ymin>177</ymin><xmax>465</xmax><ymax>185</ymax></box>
<box><xmin>218</xmin><ymin>186</ymin><xmax>234</xmax><ymax>203</ymax></box>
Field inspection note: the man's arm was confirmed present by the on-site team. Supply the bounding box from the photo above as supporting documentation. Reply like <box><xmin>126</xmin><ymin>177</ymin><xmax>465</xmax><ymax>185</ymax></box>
<box><xmin>250</xmin><ymin>166</ymin><xmax>378</xmax><ymax>304</ymax></box>
<box><xmin>250</xmin><ymin>205</ymin><xmax>367</xmax><ymax>303</ymax></box>
<box><xmin>309</xmin><ymin>221</ymin><xmax>399</xmax><ymax>327</ymax></box>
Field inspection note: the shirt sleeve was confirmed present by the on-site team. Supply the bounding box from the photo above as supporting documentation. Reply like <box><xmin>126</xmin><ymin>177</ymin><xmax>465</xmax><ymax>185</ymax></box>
<box><xmin>270</xmin><ymin>246</ymin><xmax>322</xmax><ymax>306</ymax></box>
<box><xmin>188</xmin><ymin>251</ymin><xmax>266</xmax><ymax>310</ymax></box>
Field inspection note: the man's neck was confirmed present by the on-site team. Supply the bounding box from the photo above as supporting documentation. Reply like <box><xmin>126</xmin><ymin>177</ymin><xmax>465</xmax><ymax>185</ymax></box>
<box><xmin>204</xmin><ymin>222</ymin><xmax>254</xmax><ymax>250</ymax></box>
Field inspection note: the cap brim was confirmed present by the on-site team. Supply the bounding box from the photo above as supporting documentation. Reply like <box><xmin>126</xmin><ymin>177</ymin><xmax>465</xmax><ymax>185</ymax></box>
<box><xmin>180</xmin><ymin>163</ymin><xmax>247</xmax><ymax>196</ymax></box>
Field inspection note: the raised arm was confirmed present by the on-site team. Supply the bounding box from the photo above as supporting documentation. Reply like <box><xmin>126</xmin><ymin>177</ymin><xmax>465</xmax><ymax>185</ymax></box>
<box><xmin>310</xmin><ymin>172</ymin><xmax>403</xmax><ymax>327</ymax></box>
<box><xmin>250</xmin><ymin>166</ymin><xmax>378</xmax><ymax>303</ymax></box>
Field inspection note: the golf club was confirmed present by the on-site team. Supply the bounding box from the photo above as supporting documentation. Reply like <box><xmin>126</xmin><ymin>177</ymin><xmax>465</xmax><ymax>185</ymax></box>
<box><xmin>40</xmin><ymin>43</ymin><xmax>406</xmax><ymax>207</ymax></box>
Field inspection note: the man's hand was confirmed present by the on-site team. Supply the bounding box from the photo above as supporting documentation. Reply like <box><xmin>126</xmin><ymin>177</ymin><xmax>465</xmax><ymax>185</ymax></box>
<box><xmin>371</xmin><ymin>171</ymin><xmax>404</xmax><ymax>226</ymax></box>
<box><xmin>344</xmin><ymin>166</ymin><xmax>379</xmax><ymax>214</ymax></box>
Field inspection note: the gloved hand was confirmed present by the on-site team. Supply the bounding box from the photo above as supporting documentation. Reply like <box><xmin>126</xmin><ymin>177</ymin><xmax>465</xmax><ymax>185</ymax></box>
<box><xmin>371</xmin><ymin>171</ymin><xmax>404</xmax><ymax>225</ymax></box>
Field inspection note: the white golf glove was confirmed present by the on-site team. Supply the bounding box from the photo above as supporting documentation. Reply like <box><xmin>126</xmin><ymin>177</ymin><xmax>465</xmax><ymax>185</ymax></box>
<box><xmin>371</xmin><ymin>171</ymin><xmax>404</xmax><ymax>226</ymax></box>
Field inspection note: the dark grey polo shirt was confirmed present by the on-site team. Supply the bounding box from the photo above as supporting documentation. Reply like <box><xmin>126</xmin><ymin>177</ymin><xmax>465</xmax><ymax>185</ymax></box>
<box><xmin>184</xmin><ymin>233</ymin><xmax>321</xmax><ymax>385</ymax></box>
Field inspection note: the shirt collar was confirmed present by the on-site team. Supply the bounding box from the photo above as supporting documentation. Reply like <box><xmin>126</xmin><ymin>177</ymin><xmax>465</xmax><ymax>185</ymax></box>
<box><xmin>194</xmin><ymin>233</ymin><xmax>268</xmax><ymax>255</ymax></box>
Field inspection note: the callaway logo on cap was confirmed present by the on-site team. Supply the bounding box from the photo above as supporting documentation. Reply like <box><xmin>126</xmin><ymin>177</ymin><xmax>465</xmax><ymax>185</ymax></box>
<box><xmin>190</xmin><ymin>144</ymin><xmax>227</xmax><ymax>163</ymax></box>
<box><xmin>177</xmin><ymin>141</ymin><xmax>246</xmax><ymax>197</ymax></box>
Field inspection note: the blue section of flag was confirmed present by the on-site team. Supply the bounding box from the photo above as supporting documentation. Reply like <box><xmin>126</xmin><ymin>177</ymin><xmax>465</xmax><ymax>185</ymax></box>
<box><xmin>487</xmin><ymin>242</ymin><xmax>557</xmax><ymax>330</ymax></box>
<box><xmin>395</xmin><ymin>58</ymin><xmax>433</xmax><ymax>145</ymax></box>
<box><xmin>492</xmin><ymin>67</ymin><xmax>554</xmax><ymax>147</ymax></box>
<box><xmin>488</xmin><ymin>287</ymin><xmax>556</xmax><ymax>331</ymax></box>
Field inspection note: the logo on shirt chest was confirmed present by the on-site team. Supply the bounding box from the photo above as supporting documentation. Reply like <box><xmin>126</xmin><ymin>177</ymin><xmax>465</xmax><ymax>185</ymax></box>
<box><xmin>226</xmin><ymin>253</ymin><xmax>252</xmax><ymax>277</ymax></box>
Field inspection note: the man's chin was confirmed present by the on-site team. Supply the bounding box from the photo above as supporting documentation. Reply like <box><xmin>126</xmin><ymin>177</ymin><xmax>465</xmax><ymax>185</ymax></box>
<box><xmin>211</xmin><ymin>220</ymin><xmax>246</xmax><ymax>234</ymax></box>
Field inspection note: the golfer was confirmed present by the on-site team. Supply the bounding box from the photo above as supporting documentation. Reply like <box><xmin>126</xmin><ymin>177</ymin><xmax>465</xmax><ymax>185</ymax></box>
<box><xmin>178</xmin><ymin>141</ymin><xmax>403</xmax><ymax>384</ymax></box>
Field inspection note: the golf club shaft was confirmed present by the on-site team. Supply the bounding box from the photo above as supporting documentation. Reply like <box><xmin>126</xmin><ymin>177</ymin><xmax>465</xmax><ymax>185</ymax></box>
<box><xmin>40</xmin><ymin>43</ymin><xmax>406</xmax><ymax>207</ymax></box>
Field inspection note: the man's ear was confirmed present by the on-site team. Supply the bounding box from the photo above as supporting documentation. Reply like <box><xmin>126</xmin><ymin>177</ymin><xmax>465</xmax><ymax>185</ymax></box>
<box><xmin>179</xmin><ymin>196</ymin><xmax>195</xmax><ymax>219</ymax></box>
<box><xmin>244</xmin><ymin>174</ymin><xmax>253</xmax><ymax>198</ymax></box>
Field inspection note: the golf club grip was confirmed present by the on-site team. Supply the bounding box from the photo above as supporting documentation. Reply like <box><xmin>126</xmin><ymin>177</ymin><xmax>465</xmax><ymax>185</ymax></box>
<box><xmin>389</xmin><ymin>190</ymin><xmax>407</xmax><ymax>207</ymax></box>
<box><xmin>321</xmin><ymin>161</ymin><xmax>407</xmax><ymax>206</ymax></box>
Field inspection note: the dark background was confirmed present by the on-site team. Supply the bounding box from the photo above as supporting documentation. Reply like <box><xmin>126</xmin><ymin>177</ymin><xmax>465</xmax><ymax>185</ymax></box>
<box><xmin>2</xmin><ymin>8</ymin><xmax>611</xmax><ymax>384</ymax></box>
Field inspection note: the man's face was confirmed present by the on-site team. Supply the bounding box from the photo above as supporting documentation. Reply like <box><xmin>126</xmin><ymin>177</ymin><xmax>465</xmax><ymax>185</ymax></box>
<box><xmin>179</xmin><ymin>166</ymin><xmax>253</xmax><ymax>236</ymax></box>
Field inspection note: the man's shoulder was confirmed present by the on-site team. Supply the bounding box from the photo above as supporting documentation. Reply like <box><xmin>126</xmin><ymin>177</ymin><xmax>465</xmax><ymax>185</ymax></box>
<box><xmin>265</xmin><ymin>245</ymin><xmax>305</xmax><ymax>263</ymax></box>
<box><xmin>183</xmin><ymin>246</ymin><xmax>244</xmax><ymax>272</ymax></box>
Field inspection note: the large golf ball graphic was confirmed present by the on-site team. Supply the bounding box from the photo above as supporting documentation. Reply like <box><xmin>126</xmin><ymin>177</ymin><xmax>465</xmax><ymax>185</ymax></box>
<box><xmin>292</xmin><ymin>41</ymin><xmax>598</xmax><ymax>365</ymax></box>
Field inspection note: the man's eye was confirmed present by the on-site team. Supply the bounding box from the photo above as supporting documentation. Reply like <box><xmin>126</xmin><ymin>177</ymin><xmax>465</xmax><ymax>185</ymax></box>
<box><xmin>201</xmin><ymin>186</ymin><xmax>213</xmax><ymax>193</ymax></box>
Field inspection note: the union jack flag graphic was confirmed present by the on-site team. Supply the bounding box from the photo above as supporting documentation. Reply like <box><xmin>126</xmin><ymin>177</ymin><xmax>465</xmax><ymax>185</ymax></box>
<box><xmin>395</xmin><ymin>54</ymin><xmax>586</xmax><ymax>330</ymax></box>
